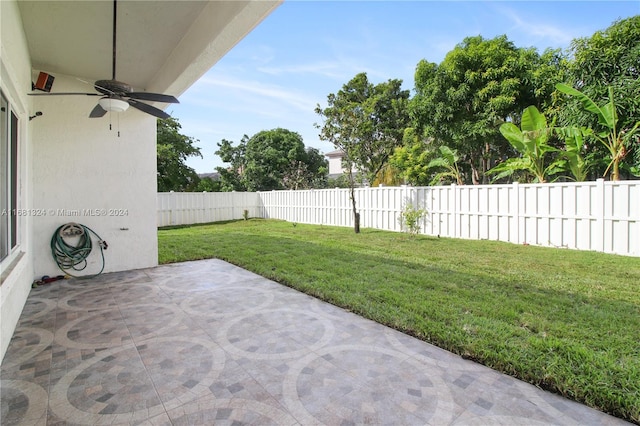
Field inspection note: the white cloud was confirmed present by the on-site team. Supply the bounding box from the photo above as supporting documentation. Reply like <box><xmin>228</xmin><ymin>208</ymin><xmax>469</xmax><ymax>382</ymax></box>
<box><xmin>258</xmin><ymin>61</ymin><xmax>346</xmax><ymax>80</ymax></box>
<box><xmin>198</xmin><ymin>74</ymin><xmax>317</xmax><ymax>113</ymax></box>
<box><xmin>499</xmin><ymin>7</ymin><xmax>575</xmax><ymax>47</ymax></box>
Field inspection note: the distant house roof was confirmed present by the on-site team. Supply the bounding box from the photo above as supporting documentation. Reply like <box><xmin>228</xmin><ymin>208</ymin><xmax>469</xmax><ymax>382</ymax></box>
<box><xmin>325</xmin><ymin>149</ymin><xmax>344</xmax><ymax>158</ymax></box>
<box><xmin>198</xmin><ymin>172</ymin><xmax>221</xmax><ymax>180</ymax></box>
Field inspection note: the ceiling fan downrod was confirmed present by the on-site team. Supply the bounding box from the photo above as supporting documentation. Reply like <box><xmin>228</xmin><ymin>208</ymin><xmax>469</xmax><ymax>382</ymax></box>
<box><xmin>112</xmin><ymin>0</ymin><xmax>118</xmax><ymax>81</ymax></box>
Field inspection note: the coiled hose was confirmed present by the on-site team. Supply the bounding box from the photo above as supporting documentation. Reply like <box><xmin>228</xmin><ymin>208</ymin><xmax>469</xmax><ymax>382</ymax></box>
<box><xmin>50</xmin><ymin>223</ymin><xmax>107</xmax><ymax>278</ymax></box>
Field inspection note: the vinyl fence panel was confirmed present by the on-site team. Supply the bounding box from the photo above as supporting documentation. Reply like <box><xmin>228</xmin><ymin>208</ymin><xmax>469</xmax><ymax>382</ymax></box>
<box><xmin>157</xmin><ymin>192</ymin><xmax>262</xmax><ymax>227</ymax></box>
<box><xmin>159</xmin><ymin>179</ymin><xmax>640</xmax><ymax>257</ymax></box>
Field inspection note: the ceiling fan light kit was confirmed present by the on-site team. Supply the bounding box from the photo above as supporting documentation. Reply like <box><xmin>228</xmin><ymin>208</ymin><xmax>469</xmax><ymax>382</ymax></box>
<box><xmin>98</xmin><ymin>97</ymin><xmax>129</xmax><ymax>113</ymax></box>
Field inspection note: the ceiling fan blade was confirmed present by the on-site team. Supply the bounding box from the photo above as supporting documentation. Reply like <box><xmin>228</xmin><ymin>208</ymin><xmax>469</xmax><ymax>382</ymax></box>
<box><xmin>89</xmin><ymin>103</ymin><xmax>107</xmax><ymax>118</ymax></box>
<box><xmin>127</xmin><ymin>99</ymin><xmax>171</xmax><ymax>119</ymax></box>
<box><xmin>29</xmin><ymin>92</ymin><xmax>101</xmax><ymax>96</ymax></box>
<box><xmin>127</xmin><ymin>92</ymin><xmax>179</xmax><ymax>103</ymax></box>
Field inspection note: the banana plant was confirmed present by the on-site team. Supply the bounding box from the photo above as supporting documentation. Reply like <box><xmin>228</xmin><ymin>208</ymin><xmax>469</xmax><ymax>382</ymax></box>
<box><xmin>489</xmin><ymin>105</ymin><xmax>561</xmax><ymax>183</ymax></box>
<box><xmin>556</xmin><ymin>83</ymin><xmax>640</xmax><ymax>181</ymax></box>
<box><xmin>554</xmin><ymin>126</ymin><xmax>591</xmax><ymax>182</ymax></box>
<box><xmin>427</xmin><ymin>145</ymin><xmax>464</xmax><ymax>185</ymax></box>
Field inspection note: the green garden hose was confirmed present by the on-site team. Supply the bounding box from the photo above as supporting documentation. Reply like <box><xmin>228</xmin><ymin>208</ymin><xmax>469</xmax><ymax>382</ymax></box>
<box><xmin>50</xmin><ymin>223</ymin><xmax>107</xmax><ymax>278</ymax></box>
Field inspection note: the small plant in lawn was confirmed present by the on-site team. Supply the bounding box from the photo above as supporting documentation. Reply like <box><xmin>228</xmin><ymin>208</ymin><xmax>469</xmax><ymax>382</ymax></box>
<box><xmin>243</xmin><ymin>209</ymin><xmax>249</xmax><ymax>220</ymax></box>
<box><xmin>399</xmin><ymin>204</ymin><xmax>427</xmax><ymax>236</ymax></box>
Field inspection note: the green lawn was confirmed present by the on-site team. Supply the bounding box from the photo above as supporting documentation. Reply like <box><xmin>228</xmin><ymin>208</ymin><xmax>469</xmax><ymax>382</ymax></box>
<box><xmin>158</xmin><ymin>219</ymin><xmax>640</xmax><ymax>423</ymax></box>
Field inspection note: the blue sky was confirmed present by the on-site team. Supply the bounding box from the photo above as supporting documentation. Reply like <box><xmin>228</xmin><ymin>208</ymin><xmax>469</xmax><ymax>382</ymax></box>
<box><xmin>169</xmin><ymin>1</ymin><xmax>640</xmax><ymax>174</ymax></box>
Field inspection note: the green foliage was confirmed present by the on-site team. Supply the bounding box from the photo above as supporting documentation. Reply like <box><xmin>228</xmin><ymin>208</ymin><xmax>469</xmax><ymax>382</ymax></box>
<box><xmin>398</xmin><ymin>204</ymin><xmax>427</xmax><ymax>236</ymax></box>
<box><xmin>371</xmin><ymin>163</ymin><xmax>405</xmax><ymax>186</ymax></box>
<box><xmin>157</xmin><ymin>117</ymin><xmax>202</xmax><ymax>192</ymax></box>
<box><xmin>215</xmin><ymin>136</ymin><xmax>248</xmax><ymax>191</ymax></box>
<box><xmin>531</xmin><ymin>48</ymin><xmax>571</xmax><ymax>120</ymax></box>
<box><xmin>389</xmin><ymin>128</ymin><xmax>434</xmax><ymax>186</ymax></box>
<box><xmin>489</xmin><ymin>106</ymin><xmax>561</xmax><ymax>183</ymax></box>
<box><xmin>557</xmin><ymin>83</ymin><xmax>640</xmax><ymax>180</ymax></box>
<box><xmin>244</xmin><ymin>128</ymin><xmax>305</xmax><ymax>191</ymax></box>
<box><xmin>315</xmin><ymin>72</ymin><xmax>410</xmax><ymax>186</ymax></box>
<box><xmin>159</xmin><ymin>220</ymin><xmax>640</xmax><ymax>423</ymax></box>
<box><xmin>315</xmin><ymin>72</ymin><xmax>410</xmax><ymax>232</ymax></box>
<box><xmin>193</xmin><ymin>177</ymin><xmax>222</xmax><ymax>192</ymax></box>
<box><xmin>215</xmin><ymin>129</ymin><xmax>328</xmax><ymax>191</ymax></box>
<box><xmin>562</xmin><ymin>16</ymin><xmax>640</xmax><ymax>174</ymax></box>
<box><xmin>327</xmin><ymin>174</ymin><xmax>351</xmax><ymax>188</ymax></box>
<box><xmin>554</xmin><ymin>126</ymin><xmax>592</xmax><ymax>182</ymax></box>
<box><xmin>282</xmin><ymin>147</ymin><xmax>329</xmax><ymax>190</ymax></box>
<box><xmin>410</xmin><ymin>36</ymin><xmax>561</xmax><ymax>184</ymax></box>
<box><xmin>427</xmin><ymin>145</ymin><xmax>464</xmax><ymax>185</ymax></box>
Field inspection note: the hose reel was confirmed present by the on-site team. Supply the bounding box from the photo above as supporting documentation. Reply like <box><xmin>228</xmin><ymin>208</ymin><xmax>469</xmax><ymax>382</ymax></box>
<box><xmin>50</xmin><ymin>222</ymin><xmax>107</xmax><ymax>278</ymax></box>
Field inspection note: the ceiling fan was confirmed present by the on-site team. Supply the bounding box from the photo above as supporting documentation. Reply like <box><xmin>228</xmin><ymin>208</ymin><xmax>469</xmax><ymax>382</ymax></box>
<box><xmin>29</xmin><ymin>0</ymin><xmax>178</xmax><ymax>119</ymax></box>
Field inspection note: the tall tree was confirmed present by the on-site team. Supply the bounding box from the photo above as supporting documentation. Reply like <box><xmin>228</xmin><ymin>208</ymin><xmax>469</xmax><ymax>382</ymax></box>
<box><xmin>215</xmin><ymin>129</ymin><xmax>328</xmax><ymax>191</ymax></box>
<box><xmin>157</xmin><ymin>117</ymin><xmax>202</xmax><ymax>192</ymax></box>
<box><xmin>410</xmin><ymin>35</ymin><xmax>560</xmax><ymax>184</ymax></box>
<box><xmin>215</xmin><ymin>136</ymin><xmax>248</xmax><ymax>192</ymax></box>
<box><xmin>315</xmin><ymin>72</ymin><xmax>410</xmax><ymax>232</ymax></box>
<box><xmin>315</xmin><ymin>73</ymin><xmax>410</xmax><ymax>185</ymax></box>
<box><xmin>282</xmin><ymin>147</ymin><xmax>329</xmax><ymax>190</ymax></box>
<box><xmin>561</xmin><ymin>16</ymin><xmax>640</xmax><ymax>176</ymax></box>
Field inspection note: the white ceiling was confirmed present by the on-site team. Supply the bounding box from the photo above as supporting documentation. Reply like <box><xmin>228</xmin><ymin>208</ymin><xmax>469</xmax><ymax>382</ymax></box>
<box><xmin>17</xmin><ymin>0</ymin><xmax>281</xmax><ymax>97</ymax></box>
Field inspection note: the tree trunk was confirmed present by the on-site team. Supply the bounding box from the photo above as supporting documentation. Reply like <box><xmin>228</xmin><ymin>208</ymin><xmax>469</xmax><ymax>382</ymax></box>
<box><xmin>347</xmin><ymin>168</ymin><xmax>360</xmax><ymax>234</ymax></box>
<box><xmin>470</xmin><ymin>160</ymin><xmax>480</xmax><ymax>185</ymax></box>
<box><xmin>612</xmin><ymin>159</ymin><xmax>620</xmax><ymax>181</ymax></box>
<box><xmin>481</xmin><ymin>142</ymin><xmax>491</xmax><ymax>184</ymax></box>
<box><xmin>350</xmin><ymin>185</ymin><xmax>360</xmax><ymax>234</ymax></box>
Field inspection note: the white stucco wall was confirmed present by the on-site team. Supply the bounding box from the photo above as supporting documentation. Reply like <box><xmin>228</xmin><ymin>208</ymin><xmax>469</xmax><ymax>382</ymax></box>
<box><xmin>30</xmin><ymin>73</ymin><xmax>158</xmax><ymax>277</ymax></box>
<box><xmin>1</xmin><ymin>0</ymin><xmax>279</xmax><ymax>363</ymax></box>
<box><xmin>1</xmin><ymin>2</ymin><xmax>159</xmax><ymax>362</ymax></box>
<box><xmin>328</xmin><ymin>155</ymin><xmax>344</xmax><ymax>175</ymax></box>
<box><xmin>0</xmin><ymin>0</ymin><xmax>35</xmax><ymax>362</ymax></box>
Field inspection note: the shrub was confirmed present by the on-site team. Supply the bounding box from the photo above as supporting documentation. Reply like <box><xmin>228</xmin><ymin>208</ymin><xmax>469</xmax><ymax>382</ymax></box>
<box><xmin>399</xmin><ymin>204</ymin><xmax>427</xmax><ymax>236</ymax></box>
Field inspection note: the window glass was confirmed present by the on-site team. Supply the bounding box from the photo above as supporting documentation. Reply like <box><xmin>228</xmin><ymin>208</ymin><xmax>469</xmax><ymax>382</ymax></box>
<box><xmin>10</xmin><ymin>110</ymin><xmax>18</xmax><ymax>249</ymax></box>
<box><xmin>0</xmin><ymin>92</ymin><xmax>9</xmax><ymax>260</ymax></box>
<box><xmin>0</xmin><ymin>91</ymin><xmax>18</xmax><ymax>261</ymax></box>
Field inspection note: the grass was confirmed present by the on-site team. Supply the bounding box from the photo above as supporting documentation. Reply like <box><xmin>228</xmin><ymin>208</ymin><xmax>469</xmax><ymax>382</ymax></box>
<box><xmin>158</xmin><ymin>219</ymin><xmax>640</xmax><ymax>423</ymax></box>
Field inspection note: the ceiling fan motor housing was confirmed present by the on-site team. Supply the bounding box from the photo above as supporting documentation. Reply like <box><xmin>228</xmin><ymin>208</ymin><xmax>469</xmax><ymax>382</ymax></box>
<box><xmin>95</xmin><ymin>79</ymin><xmax>132</xmax><ymax>96</ymax></box>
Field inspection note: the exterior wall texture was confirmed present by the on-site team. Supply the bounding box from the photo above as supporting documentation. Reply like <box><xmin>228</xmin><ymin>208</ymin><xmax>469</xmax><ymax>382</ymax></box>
<box><xmin>0</xmin><ymin>0</ymin><xmax>282</xmax><ymax>363</ymax></box>
<box><xmin>1</xmin><ymin>3</ymin><xmax>159</xmax><ymax>361</ymax></box>
<box><xmin>0</xmin><ymin>0</ymin><xmax>35</xmax><ymax>361</ymax></box>
<box><xmin>30</xmin><ymin>74</ymin><xmax>159</xmax><ymax>277</ymax></box>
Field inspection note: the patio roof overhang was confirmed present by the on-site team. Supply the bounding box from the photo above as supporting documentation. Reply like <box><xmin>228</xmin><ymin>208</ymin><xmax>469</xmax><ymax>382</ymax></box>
<box><xmin>17</xmin><ymin>0</ymin><xmax>281</xmax><ymax>99</ymax></box>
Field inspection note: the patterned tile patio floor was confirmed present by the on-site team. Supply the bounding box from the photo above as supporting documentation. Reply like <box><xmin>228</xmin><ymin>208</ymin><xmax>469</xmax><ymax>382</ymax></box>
<box><xmin>1</xmin><ymin>259</ymin><xmax>629</xmax><ymax>425</ymax></box>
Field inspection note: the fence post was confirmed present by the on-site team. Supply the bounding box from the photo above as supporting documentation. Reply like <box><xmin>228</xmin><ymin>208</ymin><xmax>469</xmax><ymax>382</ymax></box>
<box><xmin>596</xmin><ymin>178</ymin><xmax>605</xmax><ymax>252</ymax></box>
<box><xmin>512</xmin><ymin>182</ymin><xmax>519</xmax><ymax>244</ymax></box>
<box><xmin>451</xmin><ymin>183</ymin><xmax>458</xmax><ymax>239</ymax></box>
<box><xmin>169</xmin><ymin>191</ymin><xmax>176</xmax><ymax>226</ymax></box>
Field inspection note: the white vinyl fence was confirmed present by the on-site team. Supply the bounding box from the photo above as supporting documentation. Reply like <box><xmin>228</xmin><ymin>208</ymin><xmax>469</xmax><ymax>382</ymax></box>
<box><xmin>158</xmin><ymin>179</ymin><xmax>640</xmax><ymax>257</ymax></box>
<box><xmin>157</xmin><ymin>191</ymin><xmax>261</xmax><ymax>226</ymax></box>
